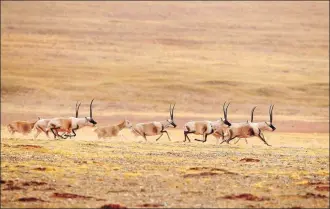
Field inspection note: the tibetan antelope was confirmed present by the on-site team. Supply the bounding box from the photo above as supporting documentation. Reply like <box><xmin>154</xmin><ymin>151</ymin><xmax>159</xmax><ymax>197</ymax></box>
<box><xmin>93</xmin><ymin>119</ymin><xmax>132</xmax><ymax>139</ymax></box>
<box><xmin>7</xmin><ymin>118</ymin><xmax>39</xmax><ymax>136</ymax></box>
<box><xmin>33</xmin><ymin>101</ymin><xmax>81</xmax><ymax>139</ymax></box>
<box><xmin>130</xmin><ymin>104</ymin><xmax>177</xmax><ymax>141</ymax></box>
<box><xmin>183</xmin><ymin>102</ymin><xmax>231</xmax><ymax>143</ymax></box>
<box><xmin>46</xmin><ymin>99</ymin><xmax>97</xmax><ymax>139</ymax></box>
<box><xmin>220</xmin><ymin>104</ymin><xmax>275</xmax><ymax>146</ymax></box>
<box><xmin>232</xmin><ymin>106</ymin><xmax>257</xmax><ymax>145</ymax></box>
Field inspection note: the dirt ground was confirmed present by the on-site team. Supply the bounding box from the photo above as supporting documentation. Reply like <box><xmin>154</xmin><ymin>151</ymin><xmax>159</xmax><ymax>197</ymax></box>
<box><xmin>1</xmin><ymin>1</ymin><xmax>329</xmax><ymax>208</ymax></box>
<box><xmin>1</xmin><ymin>128</ymin><xmax>329</xmax><ymax>208</ymax></box>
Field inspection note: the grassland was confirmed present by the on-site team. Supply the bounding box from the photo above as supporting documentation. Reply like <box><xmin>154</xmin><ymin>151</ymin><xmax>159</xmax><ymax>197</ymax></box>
<box><xmin>1</xmin><ymin>1</ymin><xmax>329</xmax><ymax>208</ymax></box>
<box><xmin>1</xmin><ymin>129</ymin><xmax>329</xmax><ymax>208</ymax></box>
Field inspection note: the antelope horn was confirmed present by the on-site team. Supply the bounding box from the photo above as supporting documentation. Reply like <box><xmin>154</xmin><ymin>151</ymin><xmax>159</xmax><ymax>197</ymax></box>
<box><xmin>171</xmin><ymin>103</ymin><xmax>176</xmax><ymax>119</ymax></box>
<box><xmin>251</xmin><ymin>106</ymin><xmax>257</xmax><ymax>122</ymax></box>
<box><xmin>75</xmin><ymin>101</ymin><xmax>81</xmax><ymax>118</ymax></box>
<box><xmin>225</xmin><ymin>102</ymin><xmax>231</xmax><ymax>119</ymax></box>
<box><xmin>223</xmin><ymin>101</ymin><xmax>227</xmax><ymax>119</ymax></box>
<box><xmin>270</xmin><ymin>104</ymin><xmax>274</xmax><ymax>124</ymax></box>
<box><xmin>169</xmin><ymin>104</ymin><xmax>172</xmax><ymax>119</ymax></box>
<box><xmin>90</xmin><ymin>99</ymin><xmax>95</xmax><ymax>118</ymax></box>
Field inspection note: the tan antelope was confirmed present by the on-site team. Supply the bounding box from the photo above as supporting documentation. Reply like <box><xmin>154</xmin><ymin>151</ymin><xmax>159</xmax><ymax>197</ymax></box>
<box><xmin>7</xmin><ymin>118</ymin><xmax>39</xmax><ymax>136</ymax></box>
<box><xmin>46</xmin><ymin>99</ymin><xmax>97</xmax><ymax>139</ymax></box>
<box><xmin>183</xmin><ymin>102</ymin><xmax>231</xmax><ymax>143</ymax></box>
<box><xmin>130</xmin><ymin>104</ymin><xmax>177</xmax><ymax>141</ymax></box>
<box><xmin>232</xmin><ymin>106</ymin><xmax>257</xmax><ymax>144</ymax></box>
<box><xmin>218</xmin><ymin>104</ymin><xmax>275</xmax><ymax>146</ymax></box>
<box><xmin>237</xmin><ymin>105</ymin><xmax>276</xmax><ymax>144</ymax></box>
<box><xmin>93</xmin><ymin>119</ymin><xmax>132</xmax><ymax>139</ymax></box>
<box><xmin>33</xmin><ymin>101</ymin><xmax>81</xmax><ymax>139</ymax></box>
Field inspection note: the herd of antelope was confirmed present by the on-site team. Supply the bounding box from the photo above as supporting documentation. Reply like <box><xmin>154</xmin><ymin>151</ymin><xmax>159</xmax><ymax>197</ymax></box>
<box><xmin>6</xmin><ymin>100</ymin><xmax>276</xmax><ymax>146</ymax></box>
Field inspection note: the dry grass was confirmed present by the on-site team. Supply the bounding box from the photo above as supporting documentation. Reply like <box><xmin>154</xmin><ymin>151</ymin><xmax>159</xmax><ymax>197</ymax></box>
<box><xmin>1</xmin><ymin>129</ymin><xmax>329</xmax><ymax>208</ymax></box>
<box><xmin>1</xmin><ymin>2</ymin><xmax>329</xmax><ymax>208</ymax></box>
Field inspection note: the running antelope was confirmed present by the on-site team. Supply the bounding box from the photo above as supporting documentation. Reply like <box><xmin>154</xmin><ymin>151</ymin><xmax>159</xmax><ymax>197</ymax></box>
<box><xmin>7</xmin><ymin>118</ymin><xmax>39</xmax><ymax>136</ymax></box>
<box><xmin>219</xmin><ymin>104</ymin><xmax>275</xmax><ymax>146</ymax></box>
<box><xmin>183</xmin><ymin>102</ymin><xmax>231</xmax><ymax>143</ymax></box>
<box><xmin>93</xmin><ymin>119</ymin><xmax>132</xmax><ymax>139</ymax></box>
<box><xmin>232</xmin><ymin>106</ymin><xmax>257</xmax><ymax>144</ymax></box>
<box><xmin>130</xmin><ymin>104</ymin><xmax>177</xmax><ymax>141</ymax></box>
<box><xmin>33</xmin><ymin>101</ymin><xmax>81</xmax><ymax>139</ymax></box>
<box><xmin>46</xmin><ymin>99</ymin><xmax>97</xmax><ymax>139</ymax></box>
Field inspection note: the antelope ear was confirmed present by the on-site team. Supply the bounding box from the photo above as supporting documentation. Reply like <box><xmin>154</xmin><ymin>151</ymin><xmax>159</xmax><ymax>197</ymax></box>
<box><xmin>85</xmin><ymin>117</ymin><xmax>88</xmax><ymax>122</ymax></box>
<box><xmin>220</xmin><ymin>118</ymin><xmax>223</xmax><ymax>121</ymax></box>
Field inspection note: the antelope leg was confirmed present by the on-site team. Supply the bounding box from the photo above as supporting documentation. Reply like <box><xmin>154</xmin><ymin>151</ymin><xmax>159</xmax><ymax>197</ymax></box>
<box><xmin>162</xmin><ymin>130</ymin><xmax>171</xmax><ymax>141</ymax></box>
<box><xmin>226</xmin><ymin>136</ymin><xmax>237</xmax><ymax>144</ymax></box>
<box><xmin>64</xmin><ymin>125</ymin><xmax>79</xmax><ymax>138</ymax></box>
<box><xmin>234</xmin><ymin>138</ymin><xmax>241</xmax><ymax>144</ymax></box>
<box><xmin>258</xmin><ymin>130</ymin><xmax>271</xmax><ymax>146</ymax></box>
<box><xmin>184</xmin><ymin>131</ymin><xmax>194</xmax><ymax>142</ymax></box>
<box><xmin>195</xmin><ymin>138</ymin><xmax>205</xmax><ymax>142</ymax></box>
<box><xmin>155</xmin><ymin>133</ymin><xmax>164</xmax><ymax>141</ymax></box>
<box><xmin>52</xmin><ymin>128</ymin><xmax>67</xmax><ymax>139</ymax></box>
<box><xmin>34</xmin><ymin>130</ymin><xmax>41</xmax><ymax>140</ymax></box>
<box><xmin>219</xmin><ymin>139</ymin><xmax>227</xmax><ymax>144</ymax></box>
<box><xmin>143</xmin><ymin>134</ymin><xmax>148</xmax><ymax>142</ymax></box>
<box><xmin>203</xmin><ymin>133</ymin><xmax>210</xmax><ymax>143</ymax></box>
<box><xmin>50</xmin><ymin>128</ymin><xmax>59</xmax><ymax>139</ymax></box>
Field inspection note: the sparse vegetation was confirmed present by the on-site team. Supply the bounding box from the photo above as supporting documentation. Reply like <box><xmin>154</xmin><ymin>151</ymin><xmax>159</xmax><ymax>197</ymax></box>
<box><xmin>1</xmin><ymin>1</ymin><xmax>329</xmax><ymax>208</ymax></box>
<box><xmin>1</xmin><ymin>131</ymin><xmax>329</xmax><ymax>208</ymax></box>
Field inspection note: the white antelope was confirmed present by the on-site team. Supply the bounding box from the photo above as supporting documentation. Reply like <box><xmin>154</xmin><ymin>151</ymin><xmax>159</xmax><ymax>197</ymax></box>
<box><xmin>183</xmin><ymin>102</ymin><xmax>231</xmax><ymax>143</ymax></box>
<box><xmin>93</xmin><ymin>119</ymin><xmax>132</xmax><ymax>139</ymax></box>
<box><xmin>130</xmin><ymin>104</ymin><xmax>177</xmax><ymax>141</ymax></box>
<box><xmin>33</xmin><ymin>101</ymin><xmax>81</xmax><ymax>139</ymax></box>
<box><xmin>46</xmin><ymin>99</ymin><xmax>97</xmax><ymax>139</ymax></box>
<box><xmin>218</xmin><ymin>104</ymin><xmax>276</xmax><ymax>146</ymax></box>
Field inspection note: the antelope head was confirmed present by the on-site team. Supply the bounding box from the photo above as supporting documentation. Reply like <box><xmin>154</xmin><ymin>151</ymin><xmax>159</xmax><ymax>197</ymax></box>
<box><xmin>222</xmin><ymin>101</ymin><xmax>231</xmax><ymax>127</ymax></box>
<box><xmin>211</xmin><ymin>118</ymin><xmax>225</xmax><ymax>130</ymax></box>
<box><xmin>265</xmin><ymin>104</ymin><xmax>276</xmax><ymax>131</ymax></box>
<box><xmin>84</xmin><ymin>99</ymin><xmax>97</xmax><ymax>126</ymax></box>
<box><xmin>166</xmin><ymin>103</ymin><xmax>177</xmax><ymax>128</ymax></box>
<box><xmin>124</xmin><ymin>119</ymin><xmax>133</xmax><ymax>128</ymax></box>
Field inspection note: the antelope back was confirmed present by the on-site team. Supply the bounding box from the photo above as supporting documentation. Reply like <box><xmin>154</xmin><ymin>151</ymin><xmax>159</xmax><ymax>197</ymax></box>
<box><xmin>194</xmin><ymin>121</ymin><xmax>209</xmax><ymax>134</ymax></box>
<box><xmin>37</xmin><ymin>119</ymin><xmax>51</xmax><ymax>128</ymax></box>
<box><xmin>141</xmin><ymin>122</ymin><xmax>160</xmax><ymax>136</ymax></box>
<box><xmin>17</xmin><ymin>122</ymin><xmax>34</xmax><ymax>133</ymax></box>
<box><xmin>239</xmin><ymin>124</ymin><xmax>256</xmax><ymax>138</ymax></box>
<box><xmin>59</xmin><ymin>119</ymin><xmax>72</xmax><ymax>130</ymax></box>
